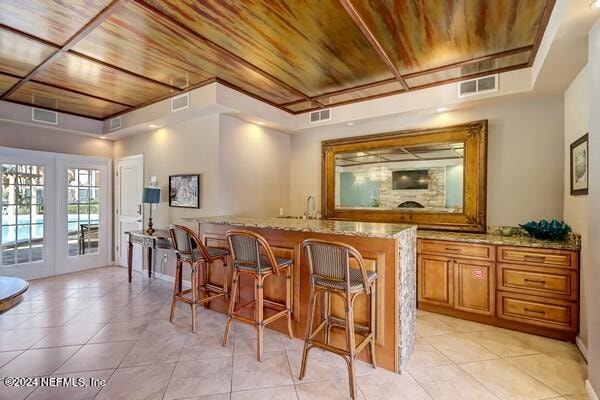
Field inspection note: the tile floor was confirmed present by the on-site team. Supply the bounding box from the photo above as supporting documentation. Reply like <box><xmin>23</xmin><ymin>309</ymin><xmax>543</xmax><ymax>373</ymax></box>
<box><xmin>0</xmin><ymin>266</ymin><xmax>589</xmax><ymax>400</ymax></box>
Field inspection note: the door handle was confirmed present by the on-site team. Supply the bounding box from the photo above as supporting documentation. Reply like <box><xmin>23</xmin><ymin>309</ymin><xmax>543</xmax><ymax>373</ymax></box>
<box><xmin>137</xmin><ymin>204</ymin><xmax>142</xmax><ymax>215</ymax></box>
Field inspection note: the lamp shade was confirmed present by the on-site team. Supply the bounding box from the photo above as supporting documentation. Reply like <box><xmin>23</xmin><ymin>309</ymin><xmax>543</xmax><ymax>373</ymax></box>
<box><xmin>142</xmin><ymin>187</ymin><xmax>160</xmax><ymax>204</ymax></box>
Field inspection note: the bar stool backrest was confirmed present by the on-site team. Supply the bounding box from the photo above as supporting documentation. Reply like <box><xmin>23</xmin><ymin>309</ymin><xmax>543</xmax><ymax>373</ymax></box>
<box><xmin>169</xmin><ymin>224</ymin><xmax>212</xmax><ymax>264</ymax></box>
<box><xmin>226</xmin><ymin>229</ymin><xmax>280</xmax><ymax>275</ymax></box>
<box><xmin>303</xmin><ymin>239</ymin><xmax>370</xmax><ymax>293</ymax></box>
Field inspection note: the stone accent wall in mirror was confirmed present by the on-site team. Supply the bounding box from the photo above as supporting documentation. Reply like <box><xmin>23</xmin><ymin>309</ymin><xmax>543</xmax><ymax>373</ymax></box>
<box><xmin>322</xmin><ymin>121</ymin><xmax>487</xmax><ymax>232</ymax></box>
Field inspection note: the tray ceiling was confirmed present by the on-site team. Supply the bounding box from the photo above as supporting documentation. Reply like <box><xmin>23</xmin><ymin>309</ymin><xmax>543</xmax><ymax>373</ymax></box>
<box><xmin>0</xmin><ymin>0</ymin><xmax>554</xmax><ymax>120</ymax></box>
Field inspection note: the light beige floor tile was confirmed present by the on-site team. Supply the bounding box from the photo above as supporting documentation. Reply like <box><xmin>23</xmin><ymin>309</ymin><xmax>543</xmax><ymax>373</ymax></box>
<box><xmin>0</xmin><ymin>313</ymin><xmax>37</xmax><ymax>330</ymax></box>
<box><xmin>432</xmin><ymin>314</ymin><xmax>496</xmax><ymax>333</ymax></box>
<box><xmin>15</xmin><ymin>310</ymin><xmax>79</xmax><ymax>328</ymax></box>
<box><xmin>460</xmin><ymin>358</ymin><xmax>559</xmax><ymax>400</ymax></box>
<box><xmin>0</xmin><ymin>345</ymin><xmax>80</xmax><ymax>377</ymax></box>
<box><xmin>0</xmin><ymin>327</ymin><xmax>54</xmax><ymax>351</ymax></box>
<box><xmin>501</xmin><ymin>329</ymin><xmax>580</xmax><ymax>354</ymax></box>
<box><xmin>89</xmin><ymin>320</ymin><xmax>149</xmax><ymax>343</ymax></box>
<box><xmin>232</xmin><ymin>385</ymin><xmax>298</xmax><ymax>400</ymax></box>
<box><xmin>121</xmin><ymin>336</ymin><xmax>186</xmax><ymax>367</ymax></box>
<box><xmin>286</xmin><ymin>348</ymin><xmax>375</xmax><ymax>385</ymax></box>
<box><xmin>179</xmin><ymin>331</ymin><xmax>234</xmax><ymax>361</ymax></box>
<box><xmin>56</xmin><ymin>341</ymin><xmax>135</xmax><ymax>373</ymax></box>
<box><xmin>110</xmin><ymin>304</ymin><xmax>163</xmax><ymax>323</ymax></box>
<box><xmin>179</xmin><ymin>395</ymin><xmax>231</xmax><ymax>400</ymax></box>
<box><xmin>232</xmin><ymin>351</ymin><xmax>293</xmax><ymax>391</ymax></box>
<box><xmin>139</xmin><ymin>318</ymin><xmax>194</xmax><ymax>341</ymax></box>
<box><xmin>31</xmin><ymin>323</ymin><xmax>105</xmax><ymax>348</ymax></box>
<box><xmin>406</xmin><ymin>341</ymin><xmax>454</xmax><ymax>370</ymax></box>
<box><xmin>296</xmin><ymin>380</ymin><xmax>366</xmax><ymax>400</ymax></box>
<box><xmin>234</xmin><ymin>324</ymin><xmax>287</xmax><ymax>356</ymax></box>
<box><xmin>425</xmin><ymin>334</ymin><xmax>498</xmax><ymax>363</ymax></box>
<box><xmin>506</xmin><ymin>351</ymin><xmax>587</xmax><ymax>395</ymax></box>
<box><xmin>409</xmin><ymin>364</ymin><xmax>499</xmax><ymax>400</ymax></box>
<box><xmin>0</xmin><ymin>380</ymin><xmax>36</xmax><ymax>400</ymax></box>
<box><xmin>27</xmin><ymin>369</ymin><xmax>113</xmax><ymax>400</ymax></box>
<box><xmin>66</xmin><ymin>306</ymin><xmax>123</xmax><ymax>325</ymax></box>
<box><xmin>563</xmin><ymin>394</ymin><xmax>590</xmax><ymax>400</ymax></box>
<box><xmin>163</xmin><ymin>357</ymin><xmax>232</xmax><ymax>399</ymax></box>
<box><xmin>416</xmin><ymin>316</ymin><xmax>457</xmax><ymax>337</ymax></box>
<box><xmin>358</xmin><ymin>369</ymin><xmax>432</xmax><ymax>400</ymax></box>
<box><xmin>464</xmin><ymin>329</ymin><xmax>543</xmax><ymax>357</ymax></box>
<box><xmin>0</xmin><ymin>350</ymin><xmax>22</xmax><ymax>368</ymax></box>
<box><xmin>95</xmin><ymin>363</ymin><xmax>175</xmax><ymax>400</ymax></box>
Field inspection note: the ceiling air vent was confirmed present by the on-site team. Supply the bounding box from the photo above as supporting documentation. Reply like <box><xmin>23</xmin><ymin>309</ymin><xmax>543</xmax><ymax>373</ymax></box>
<box><xmin>309</xmin><ymin>108</ymin><xmax>331</xmax><ymax>124</ymax></box>
<box><xmin>171</xmin><ymin>93</ymin><xmax>189</xmax><ymax>112</ymax></box>
<box><xmin>109</xmin><ymin>116</ymin><xmax>122</xmax><ymax>131</ymax></box>
<box><xmin>458</xmin><ymin>74</ymin><xmax>498</xmax><ymax>98</ymax></box>
<box><xmin>31</xmin><ymin>108</ymin><xmax>57</xmax><ymax>125</ymax></box>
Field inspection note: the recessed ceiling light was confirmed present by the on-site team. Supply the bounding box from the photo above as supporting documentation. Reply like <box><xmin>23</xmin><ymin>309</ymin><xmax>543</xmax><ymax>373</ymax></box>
<box><xmin>437</xmin><ymin>107</ymin><xmax>448</xmax><ymax>112</ymax></box>
<box><xmin>149</xmin><ymin>124</ymin><xmax>157</xmax><ymax>128</ymax></box>
<box><xmin>99</xmin><ymin>136</ymin><xmax>107</xmax><ymax>139</ymax></box>
<box><xmin>347</xmin><ymin>122</ymin><xmax>355</xmax><ymax>126</ymax></box>
<box><xmin>257</xmin><ymin>121</ymin><xmax>265</xmax><ymax>125</ymax></box>
<box><xmin>591</xmin><ymin>0</ymin><xmax>600</xmax><ymax>9</ymax></box>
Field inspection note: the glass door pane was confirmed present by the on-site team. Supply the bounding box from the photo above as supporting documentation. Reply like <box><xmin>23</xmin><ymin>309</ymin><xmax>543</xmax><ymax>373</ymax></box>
<box><xmin>68</xmin><ymin>168</ymin><xmax>100</xmax><ymax>256</ymax></box>
<box><xmin>1</xmin><ymin>163</ymin><xmax>45</xmax><ymax>265</ymax></box>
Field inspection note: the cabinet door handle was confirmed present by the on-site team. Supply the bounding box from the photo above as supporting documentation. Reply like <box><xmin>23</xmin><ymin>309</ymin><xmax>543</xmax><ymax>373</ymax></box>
<box><xmin>444</xmin><ymin>247</ymin><xmax>462</xmax><ymax>252</ymax></box>
<box><xmin>524</xmin><ymin>278</ymin><xmax>546</xmax><ymax>285</ymax></box>
<box><xmin>524</xmin><ymin>308</ymin><xmax>546</xmax><ymax>315</ymax></box>
<box><xmin>523</xmin><ymin>255</ymin><xmax>546</xmax><ymax>263</ymax></box>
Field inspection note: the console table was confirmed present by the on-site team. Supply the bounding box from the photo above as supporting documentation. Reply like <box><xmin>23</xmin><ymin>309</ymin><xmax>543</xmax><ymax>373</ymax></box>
<box><xmin>126</xmin><ymin>230</ymin><xmax>172</xmax><ymax>282</ymax></box>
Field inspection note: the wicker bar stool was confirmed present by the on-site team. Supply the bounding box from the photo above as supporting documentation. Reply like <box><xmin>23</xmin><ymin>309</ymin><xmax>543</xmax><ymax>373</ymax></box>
<box><xmin>300</xmin><ymin>239</ymin><xmax>377</xmax><ymax>400</ymax></box>
<box><xmin>222</xmin><ymin>229</ymin><xmax>294</xmax><ymax>361</ymax></box>
<box><xmin>169</xmin><ymin>224</ymin><xmax>230</xmax><ymax>333</ymax></box>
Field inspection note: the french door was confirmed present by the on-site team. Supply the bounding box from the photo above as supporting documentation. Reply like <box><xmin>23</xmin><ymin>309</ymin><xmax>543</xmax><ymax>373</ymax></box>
<box><xmin>0</xmin><ymin>149</ymin><xmax>55</xmax><ymax>279</ymax></box>
<box><xmin>55</xmin><ymin>159</ymin><xmax>110</xmax><ymax>275</ymax></box>
<box><xmin>0</xmin><ymin>147</ymin><xmax>110</xmax><ymax>279</ymax></box>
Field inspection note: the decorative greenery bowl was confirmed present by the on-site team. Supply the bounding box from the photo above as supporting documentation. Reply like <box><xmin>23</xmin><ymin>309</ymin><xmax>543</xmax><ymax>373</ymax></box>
<box><xmin>519</xmin><ymin>219</ymin><xmax>571</xmax><ymax>241</ymax></box>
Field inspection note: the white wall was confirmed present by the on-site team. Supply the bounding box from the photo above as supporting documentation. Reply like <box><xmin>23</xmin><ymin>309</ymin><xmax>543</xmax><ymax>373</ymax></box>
<box><xmin>0</xmin><ymin>120</ymin><xmax>112</xmax><ymax>158</ymax></box>
<box><xmin>112</xmin><ymin>113</ymin><xmax>291</xmax><ymax>277</ymax></box>
<box><xmin>290</xmin><ymin>95</ymin><xmax>565</xmax><ymax>226</ymax></box>
<box><xmin>113</xmin><ymin>114</ymin><xmax>222</xmax><ymax>230</ymax></box>
<box><xmin>563</xmin><ymin>65</ymin><xmax>590</xmax><ymax>349</ymax></box>
<box><xmin>219</xmin><ymin>115</ymin><xmax>290</xmax><ymax>216</ymax></box>
<box><xmin>586</xmin><ymin>20</ymin><xmax>600</xmax><ymax>400</ymax></box>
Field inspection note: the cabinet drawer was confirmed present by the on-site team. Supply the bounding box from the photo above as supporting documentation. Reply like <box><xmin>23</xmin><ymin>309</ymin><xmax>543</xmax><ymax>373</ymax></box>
<box><xmin>497</xmin><ymin>292</ymin><xmax>577</xmax><ymax>332</ymax></box>
<box><xmin>497</xmin><ymin>264</ymin><xmax>577</xmax><ymax>300</ymax></box>
<box><xmin>419</xmin><ymin>240</ymin><xmax>494</xmax><ymax>260</ymax></box>
<box><xmin>497</xmin><ymin>246</ymin><xmax>577</xmax><ymax>269</ymax></box>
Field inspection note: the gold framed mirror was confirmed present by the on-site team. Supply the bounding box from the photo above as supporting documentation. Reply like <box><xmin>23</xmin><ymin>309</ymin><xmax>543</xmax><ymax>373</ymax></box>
<box><xmin>322</xmin><ymin>120</ymin><xmax>487</xmax><ymax>232</ymax></box>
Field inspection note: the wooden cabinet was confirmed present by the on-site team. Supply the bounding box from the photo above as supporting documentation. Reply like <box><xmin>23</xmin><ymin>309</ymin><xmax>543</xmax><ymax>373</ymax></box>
<box><xmin>418</xmin><ymin>255</ymin><xmax>453</xmax><ymax>308</ymax></box>
<box><xmin>454</xmin><ymin>258</ymin><xmax>495</xmax><ymax>315</ymax></box>
<box><xmin>417</xmin><ymin>238</ymin><xmax>579</xmax><ymax>341</ymax></box>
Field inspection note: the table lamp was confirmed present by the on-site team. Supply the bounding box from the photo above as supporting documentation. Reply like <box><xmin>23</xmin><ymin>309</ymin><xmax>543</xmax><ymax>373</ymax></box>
<box><xmin>142</xmin><ymin>187</ymin><xmax>160</xmax><ymax>234</ymax></box>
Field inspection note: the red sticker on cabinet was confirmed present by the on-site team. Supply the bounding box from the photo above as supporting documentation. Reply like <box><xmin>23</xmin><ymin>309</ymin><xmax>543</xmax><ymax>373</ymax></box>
<box><xmin>473</xmin><ymin>268</ymin><xmax>485</xmax><ymax>279</ymax></box>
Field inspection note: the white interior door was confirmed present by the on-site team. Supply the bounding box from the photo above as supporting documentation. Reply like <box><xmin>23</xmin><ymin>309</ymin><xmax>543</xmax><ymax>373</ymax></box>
<box><xmin>115</xmin><ymin>155</ymin><xmax>143</xmax><ymax>268</ymax></box>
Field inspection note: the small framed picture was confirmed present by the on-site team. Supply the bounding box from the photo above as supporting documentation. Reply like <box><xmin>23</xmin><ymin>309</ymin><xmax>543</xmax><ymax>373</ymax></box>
<box><xmin>570</xmin><ymin>133</ymin><xmax>588</xmax><ymax>196</ymax></box>
<box><xmin>169</xmin><ymin>174</ymin><xmax>200</xmax><ymax>208</ymax></box>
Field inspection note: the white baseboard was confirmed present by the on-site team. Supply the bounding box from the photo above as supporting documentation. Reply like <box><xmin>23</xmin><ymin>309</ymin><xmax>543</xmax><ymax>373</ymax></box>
<box><xmin>576</xmin><ymin>336</ymin><xmax>588</xmax><ymax>360</ymax></box>
<box><xmin>587</xmin><ymin>380</ymin><xmax>599</xmax><ymax>400</ymax></box>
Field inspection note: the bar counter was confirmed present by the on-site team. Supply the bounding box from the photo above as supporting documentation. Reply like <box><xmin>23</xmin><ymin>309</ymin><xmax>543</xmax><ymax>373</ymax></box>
<box><xmin>183</xmin><ymin>215</ymin><xmax>418</xmax><ymax>372</ymax></box>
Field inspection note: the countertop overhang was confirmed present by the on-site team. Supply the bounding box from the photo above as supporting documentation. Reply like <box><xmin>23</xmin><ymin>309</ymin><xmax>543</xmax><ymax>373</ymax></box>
<box><xmin>184</xmin><ymin>215</ymin><xmax>416</xmax><ymax>239</ymax></box>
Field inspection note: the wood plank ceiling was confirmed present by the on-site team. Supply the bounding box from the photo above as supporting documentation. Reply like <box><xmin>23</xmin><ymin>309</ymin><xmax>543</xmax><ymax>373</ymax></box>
<box><xmin>0</xmin><ymin>0</ymin><xmax>554</xmax><ymax>120</ymax></box>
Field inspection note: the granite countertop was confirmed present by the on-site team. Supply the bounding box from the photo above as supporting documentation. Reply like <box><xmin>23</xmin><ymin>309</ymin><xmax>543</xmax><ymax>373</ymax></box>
<box><xmin>184</xmin><ymin>215</ymin><xmax>417</xmax><ymax>239</ymax></box>
<box><xmin>417</xmin><ymin>230</ymin><xmax>581</xmax><ymax>251</ymax></box>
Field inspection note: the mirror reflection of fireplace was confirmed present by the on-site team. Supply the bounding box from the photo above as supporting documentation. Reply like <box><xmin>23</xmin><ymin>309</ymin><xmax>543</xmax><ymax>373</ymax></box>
<box><xmin>335</xmin><ymin>142</ymin><xmax>464</xmax><ymax>214</ymax></box>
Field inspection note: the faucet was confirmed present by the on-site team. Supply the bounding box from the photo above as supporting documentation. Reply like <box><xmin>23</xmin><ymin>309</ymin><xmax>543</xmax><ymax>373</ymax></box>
<box><xmin>304</xmin><ymin>195</ymin><xmax>316</xmax><ymax>219</ymax></box>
